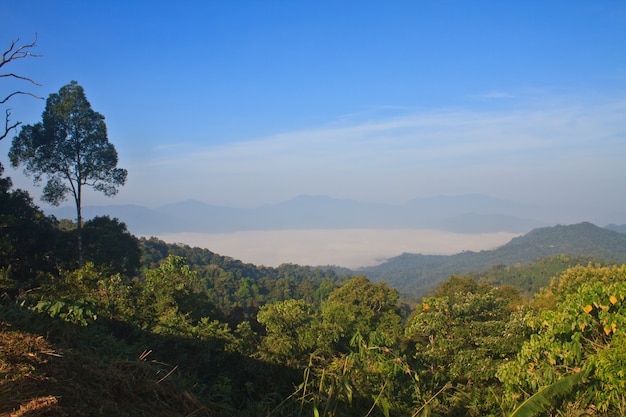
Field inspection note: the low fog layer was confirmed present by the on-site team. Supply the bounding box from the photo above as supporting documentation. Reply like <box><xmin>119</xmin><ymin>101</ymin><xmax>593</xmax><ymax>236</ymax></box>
<box><xmin>156</xmin><ymin>229</ymin><xmax>519</xmax><ymax>269</ymax></box>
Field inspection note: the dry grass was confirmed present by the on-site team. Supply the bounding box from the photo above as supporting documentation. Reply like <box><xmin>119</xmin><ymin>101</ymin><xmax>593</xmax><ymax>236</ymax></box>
<box><xmin>6</xmin><ymin>396</ymin><xmax>59</xmax><ymax>417</ymax></box>
<box><xmin>0</xmin><ymin>323</ymin><xmax>217</xmax><ymax>417</ymax></box>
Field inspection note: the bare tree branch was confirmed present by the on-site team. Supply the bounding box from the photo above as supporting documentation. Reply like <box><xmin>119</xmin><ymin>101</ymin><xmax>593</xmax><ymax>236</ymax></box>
<box><xmin>0</xmin><ymin>109</ymin><xmax>20</xmax><ymax>141</ymax></box>
<box><xmin>1</xmin><ymin>90</ymin><xmax>43</xmax><ymax>104</ymax></box>
<box><xmin>0</xmin><ymin>34</ymin><xmax>42</xmax><ymax>141</ymax></box>
<box><xmin>0</xmin><ymin>73</ymin><xmax>43</xmax><ymax>86</ymax></box>
<box><xmin>1</xmin><ymin>34</ymin><xmax>41</xmax><ymax>68</ymax></box>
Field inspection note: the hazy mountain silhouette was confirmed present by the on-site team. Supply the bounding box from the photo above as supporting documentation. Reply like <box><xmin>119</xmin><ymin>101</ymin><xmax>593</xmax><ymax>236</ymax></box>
<box><xmin>46</xmin><ymin>194</ymin><xmax>547</xmax><ymax>235</ymax></box>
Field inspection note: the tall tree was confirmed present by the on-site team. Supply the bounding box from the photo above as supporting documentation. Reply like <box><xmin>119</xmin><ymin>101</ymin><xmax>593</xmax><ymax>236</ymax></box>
<box><xmin>9</xmin><ymin>81</ymin><xmax>127</xmax><ymax>263</ymax></box>
<box><xmin>1</xmin><ymin>34</ymin><xmax>42</xmax><ymax>142</ymax></box>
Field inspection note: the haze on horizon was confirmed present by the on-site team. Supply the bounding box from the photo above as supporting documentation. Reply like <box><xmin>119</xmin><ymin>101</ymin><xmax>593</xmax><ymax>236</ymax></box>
<box><xmin>2</xmin><ymin>1</ymin><xmax>625</xmax><ymax>227</ymax></box>
<box><xmin>155</xmin><ymin>229</ymin><xmax>520</xmax><ymax>269</ymax></box>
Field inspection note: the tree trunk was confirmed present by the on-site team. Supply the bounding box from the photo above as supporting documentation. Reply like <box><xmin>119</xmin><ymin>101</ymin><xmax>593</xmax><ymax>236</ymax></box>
<box><xmin>76</xmin><ymin>184</ymin><xmax>83</xmax><ymax>266</ymax></box>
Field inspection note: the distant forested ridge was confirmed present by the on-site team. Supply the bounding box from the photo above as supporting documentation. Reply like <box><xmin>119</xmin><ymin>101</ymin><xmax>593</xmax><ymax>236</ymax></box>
<box><xmin>606</xmin><ymin>223</ymin><xmax>626</xmax><ymax>234</ymax></box>
<box><xmin>141</xmin><ymin>222</ymin><xmax>626</xmax><ymax>301</ymax></box>
<box><xmin>357</xmin><ymin>222</ymin><xmax>626</xmax><ymax>297</ymax></box>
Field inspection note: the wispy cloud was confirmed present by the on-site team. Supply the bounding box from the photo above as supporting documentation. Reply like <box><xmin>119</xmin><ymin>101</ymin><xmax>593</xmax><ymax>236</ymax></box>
<box><xmin>106</xmin><ymin>93</ymin><xmax>626</xmax><ymax>211</ymax></box>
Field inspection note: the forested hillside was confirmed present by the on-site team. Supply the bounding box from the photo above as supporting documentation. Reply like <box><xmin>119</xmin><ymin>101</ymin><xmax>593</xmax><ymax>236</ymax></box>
<box><xmin>139</xmin><ymin>237</ymin><xmax>352</xmax><ymax>326</ymax></box>
<box><xmin>359</xmin><ymin>222</ymin><xmax>626</xmax><ymax>296</ymax></box>
<box><xmin>3</xmin><ymin>166</ymin><xmax>626</xmax><ymax>415</ymax></box>
<box><xmin>606</xmin><ymin>223</ymin><xmax>626</xmax><ymax>234</ymax></box>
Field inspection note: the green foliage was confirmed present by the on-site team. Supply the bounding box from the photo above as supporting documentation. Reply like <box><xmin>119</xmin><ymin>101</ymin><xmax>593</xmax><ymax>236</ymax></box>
<box><xmin>533</xmin><ymin>263</ymin><xmax>626</xmax><ymax>309</ymax></box>
<box><xmin>258</xmin><ymin>277</ymin><xmax>406</xmax><ymax>369</ymax></box>
<box><xmin>431</xmin><ymin>274</ymin><xmax>487</xmax><ymax>298</ymax></box>
<box><xmin>92</xmin><ymin>272</ymin><xmax>134</xmax><ymax>319</ymax></box>
<box><xmin>273</xmin><ymin>335</ymin><xmax>424</xmax><ymax>417</ymax></box>
<box><xmin>9</xmin><ymin>81</ymin><xmax>127</xmax><ymax>263</ymax></box>
<box><xmin>264</xmin><ymin>278</ymin><xmax>411</xmax><ymax>416</ymax></box>
<box><xmin>338</xmin><ymin>334</ymin><xmax>419</xmax><ymax>416</ymax></box>
<box><xmin>467</xmin><ymin>254</ymin><xmax>596</xmax><ymax>299</ymax></box>
<box><xmin>258</xmin><ymin>299</ymin><xmax>322</xmax><ymax>367</ymax></box>
<box><xmin>594</xmin><ymin>331</ymin><xmax>626</xmax><ymax>413</ymax></box>
<box><xmin>509</xmin><ymin>372</ymin><xmax>585</xmax><ymax>417</ymax></box>
<box><xmin>138</xmin><ymin>237</ymin><xmax>349</xmax><ymax>326</ymax></box>
<box><xmin>0</xmin><ymin>167</ymin><xmax>59</xmax><ymax>287</ymax></box>
<box><xmin>30</xmin><ymin>297</ymin><xmax>97</xmax><ymax>326</ymax></box>
<box><xmin>136</xmin><ymin>255</ymin><xmax>202</xmax><ymax>331</ymax></box>
<box><xmin>9</xmin><ymin>81</ymin><xmax>127</xmax><ymax>207</ymax></box>
<box><xmin>21</xmin><ymin>262</ymin><xmax>135</xmax><ymax>324</ymax></box>
<box><xmin>321</xmin><ymin>276</ymin><xmax>403</xmax><ymax>351</ymax></box>
<box><xmin>405</xmin><ymin>279</ymin><xmax>529</xmax><ymax>416</ymax></box>
<box><xmin>498</xmin><ymin>265</ymin><xmax>626</xmax><ymax>415</ymax></box>
<box><xmin>81</xmin><ymin>216</ymin><xmax>141</xmax><ymax>276</ymax></box>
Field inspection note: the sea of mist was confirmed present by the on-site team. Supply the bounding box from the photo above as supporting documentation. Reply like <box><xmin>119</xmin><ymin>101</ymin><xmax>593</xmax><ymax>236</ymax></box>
<box><xmin>155</xmin><ymin>229</ymin><xmax>520</xmax><ymax>269</ymax></box>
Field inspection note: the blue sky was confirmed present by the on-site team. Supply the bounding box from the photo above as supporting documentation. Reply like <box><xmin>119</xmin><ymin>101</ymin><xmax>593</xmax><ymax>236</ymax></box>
<box><xmin>2</xmin><ymin>1</ymin><xmax>626</xmax><ymax>223</ymax></box>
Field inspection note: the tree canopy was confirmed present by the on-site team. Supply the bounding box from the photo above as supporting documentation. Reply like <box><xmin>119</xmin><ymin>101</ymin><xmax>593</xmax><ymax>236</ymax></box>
<box><xmin>9</xmin><ymin>81</ymin><xmax>127</xmax><ymax>262</ymax></box>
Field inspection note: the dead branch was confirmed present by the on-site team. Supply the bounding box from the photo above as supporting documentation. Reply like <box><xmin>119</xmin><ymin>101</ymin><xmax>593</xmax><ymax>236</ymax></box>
<box><xmin>1</xmin><ymin>90</ymin><xmax>43</xmax><ymax>104</ymax></box>
<box><xmin>1</xmin><ymin>109</ymin><xmax>20</xmax><ymax>141</ymax></box>
<box><xmin>0</xmin><ymin>72</ymin><xmax>43</xmax><ymax>86</ymax></box>
<box><xmin>1</xmin><ymin>34</ymin><xmax>41</xmax><ymax>69</ymax></box>
<box><xmin>1</xmin><ymin>34</ymin><xmax>42</xmax><ymax>141</ymax></box>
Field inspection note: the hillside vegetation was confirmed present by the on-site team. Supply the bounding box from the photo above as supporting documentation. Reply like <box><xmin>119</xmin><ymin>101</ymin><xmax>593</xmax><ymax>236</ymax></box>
<box><xmin>2</xmin><ymin>176</ymin><xmax>626</xmax><ymax>416</ymax></box>
<box><xmin>359</xmin><ymin>222</ymin><xmax>626</xmax><ymax>296</ymax></box>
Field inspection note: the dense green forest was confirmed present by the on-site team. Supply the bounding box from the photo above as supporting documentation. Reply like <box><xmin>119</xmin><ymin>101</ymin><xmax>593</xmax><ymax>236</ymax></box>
<box><xmin>2</xmin><ymin>171</ymin><xmax>626</xmax><ymax>415</ymax></box>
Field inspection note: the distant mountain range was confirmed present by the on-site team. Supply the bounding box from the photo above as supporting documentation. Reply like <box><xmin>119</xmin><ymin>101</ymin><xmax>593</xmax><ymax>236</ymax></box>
<box><xmin>47</xmin><ymin>194</ymin><xmax>550</xmax><ymax>235</ymax></box>
<box><xmin>356</xmin><ymin>222</ymin><xmax>626</xmax><ymax>296</ymax></box>
<box><xmin>42</xmin><ymin>195</ymin><xmax>626</xmax><ymax>300</ymax></box>
<box><xmin>606</xmin><ymin>224</ymin><xmax>626</xmax><ymax>234</ymax></box>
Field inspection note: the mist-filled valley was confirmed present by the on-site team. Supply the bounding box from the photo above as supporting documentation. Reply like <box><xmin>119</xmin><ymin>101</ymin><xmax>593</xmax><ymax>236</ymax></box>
<box><xmin>156</xmin><ymin>228</ymin><xmax>519</xmax><ymax>268</ymax></box>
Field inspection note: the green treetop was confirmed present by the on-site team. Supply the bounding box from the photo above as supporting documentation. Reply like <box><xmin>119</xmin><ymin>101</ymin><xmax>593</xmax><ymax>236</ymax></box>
<box><xmin>9</xmin><ymin>81</ymin><xmax>127</xmax><ymax>264</ymax></box>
